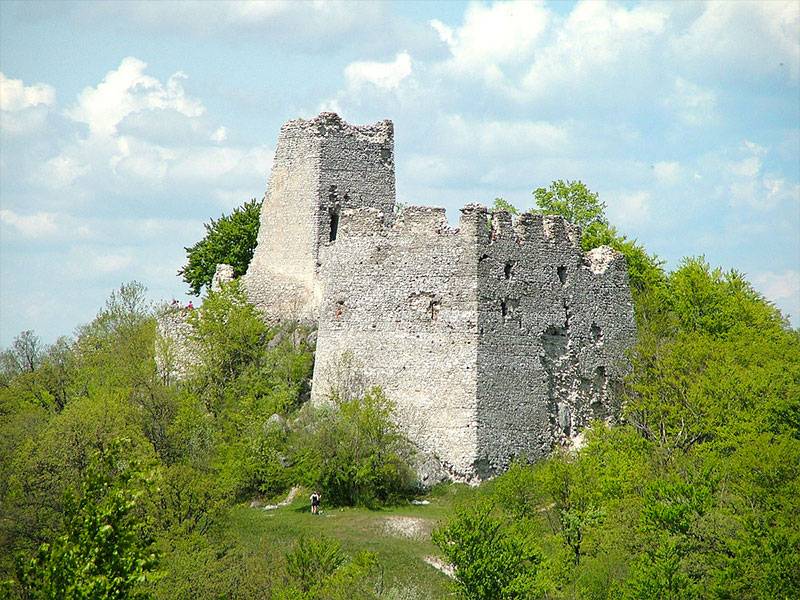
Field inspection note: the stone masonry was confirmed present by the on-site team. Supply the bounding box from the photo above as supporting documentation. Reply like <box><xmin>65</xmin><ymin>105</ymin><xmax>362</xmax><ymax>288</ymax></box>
<box><xmin>244</xmin><ymin>113</ymin><xmax>395</xmax><ymax>322</ymax></box>
<box><xmin>239</xmin><ymin>113</ymin><xmax>636</xmax><ymax>481</ymax></box>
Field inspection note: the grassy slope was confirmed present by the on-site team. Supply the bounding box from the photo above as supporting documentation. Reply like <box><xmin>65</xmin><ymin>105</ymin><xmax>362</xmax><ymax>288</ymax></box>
<box><xmin>228</xmin><ymin>484</ymin><xmax>481</xmax><ymax>598</ymax></box>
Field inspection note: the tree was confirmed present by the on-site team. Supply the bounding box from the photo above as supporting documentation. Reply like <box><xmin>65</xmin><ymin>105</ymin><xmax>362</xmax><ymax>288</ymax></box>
<box><xmin>532</xmin><ymin>180</ymin><xmax>606</xmax><ymax>230</ymax></box>
<box><xmin>73</xmin><ymin>281</ymin><xmax>159</xmax><ymax>404</ymax></box>
<box><xmin>1</xmin><ymin>392</ymin><xmax>153</xmax><ymax>557</ymax></box>
<box><xmin>532</xmin><ymin>180</ymin><xmax>666</xmax><ymax>300</ymax></box>
<box><xmin>185</xmin><ymin>280</ymin><xmax>270</xmax><ymax>413</ymax></box>
<box><xmin>13</xmin><ymin>439</ymin><xmax>158</xmax><ymax>599</ymax></box>
<box><xmin>0</xmin><ymin>330</ymin><xmax>43</xmax><ymax>384</ymax></box>
<box><xmin>295</xmin><ymin>388</ymin><xmax>415</xmax><ymax>507</ymax></box>
<box><xmin>432</xmin><ymin>500</ymin><xmax>541</xmax><ymax>599</ymax></box>
<box><xmin>179</xmin><ymin>199</ymin><xmax>262</xmax><ymax>295</ymax></box>
<box><xmin>492</xmin><ymin>197</ymin><xmax>519</xmax><ymax>215</ymax></box>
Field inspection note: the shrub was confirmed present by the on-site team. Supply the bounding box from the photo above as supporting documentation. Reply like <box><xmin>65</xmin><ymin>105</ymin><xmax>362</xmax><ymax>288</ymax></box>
<box><xmin>432</xmin><ymin>500</ymin><xmax>541</xmax><ymax>599</ymax></box>
<box><xmin>275</xmin><ymin>535</ymin><xmax>378</xmax><ymax>600</ymax></box>
<box><xmin>179</xmin><ymin>198</ymin><xmax>262</xmax><ymax>296</ymax></box>
<box><xmin>12</xmin><ymin>439</ymin><xmax>158</xmax><ymax>599</ymax></box>
<box><xmin>295</xmin><ymin>388</ymin><xmax>416</xmax><ymax>507</ymax></box>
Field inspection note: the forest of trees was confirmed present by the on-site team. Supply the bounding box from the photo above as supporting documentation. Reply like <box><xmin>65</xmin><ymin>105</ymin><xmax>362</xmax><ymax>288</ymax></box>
<box><xmin>1</xmin><ymin>182</ymin><xmax>797</xmax><ymax>599</ymax></box>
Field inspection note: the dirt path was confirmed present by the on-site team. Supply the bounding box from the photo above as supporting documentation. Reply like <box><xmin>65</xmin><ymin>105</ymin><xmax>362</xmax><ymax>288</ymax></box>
<box><xmin>423</xmin><ymin>555</ymin><xmax>455</xmax><ymax>579</ymax></box>
<box><xmin>258</xmin><ymin>486</ymin><xmax>301</xmax><ymax>511</ymax></box>
<box><xmin>381</xmin><ymin>515</ymin><xmax>432</xmax><ymax>540</ymax></box>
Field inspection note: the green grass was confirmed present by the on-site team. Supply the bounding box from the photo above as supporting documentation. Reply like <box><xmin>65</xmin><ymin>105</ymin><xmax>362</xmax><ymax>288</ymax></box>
<box><xmin>227</xmin><ymin>484</ymin><xmax>480</xmax><ymax>598</ymax></box>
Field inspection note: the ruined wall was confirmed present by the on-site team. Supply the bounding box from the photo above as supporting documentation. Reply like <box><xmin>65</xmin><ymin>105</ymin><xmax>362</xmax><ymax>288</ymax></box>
<box><xmin>311</xmin><ymin>206</ymin><xmax>482</xmax><ymax>478</ymax></box>
<box><xmin>155</xmin><ymin>307</ymin><xmax>200</xmax><ymax>384</ymax></box>
<box><xmin>311</xmin><ymin>205</ymin><xmax>636</xmax><ymax>480</ymax></box>
<box><xmin>206</xmin><ymin>111</ymin><xmax>638</xmax><ymax>481</ymax></box>
<box><xmin>474</xmin><ymin>211</ymin><xmax>636</xmax><ymax>476</ymax></box>
<box><xmin>244</xmin><ymin>113</ymin><xmax>395</xmax><ymax>323</ymax></box>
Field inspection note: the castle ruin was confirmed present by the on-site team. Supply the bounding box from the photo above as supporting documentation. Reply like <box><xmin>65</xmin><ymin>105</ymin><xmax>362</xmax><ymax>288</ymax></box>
<box><xmin>233</xmin><ymin>113</ymin><xmax>637</xmax><ymax>481</ymax></box>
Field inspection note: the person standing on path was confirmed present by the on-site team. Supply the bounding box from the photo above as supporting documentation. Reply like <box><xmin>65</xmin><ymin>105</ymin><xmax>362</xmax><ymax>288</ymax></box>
<box><xmin>310</xmin><ymin>490</ymin><xmax>321</xmax><ymax>515</ymax></box>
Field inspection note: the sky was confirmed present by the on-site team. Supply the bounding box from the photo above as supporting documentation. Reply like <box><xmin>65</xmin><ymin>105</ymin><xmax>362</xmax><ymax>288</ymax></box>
<box><xmin>1</xmin><ymin>0</ymin><xmax>798</xmax><ymax>347</ymax></box>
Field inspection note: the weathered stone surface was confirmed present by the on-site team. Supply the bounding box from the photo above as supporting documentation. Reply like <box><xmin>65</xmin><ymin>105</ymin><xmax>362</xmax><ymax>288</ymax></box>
<box><xmin>236</xmin><ymin>112</ymin><xmax>636</xmax><ymax>481</ymax></box>
<box><xmin>310</xmin><ymin>204</ymin><xmax>636</xmax><ymax>479</ymax></box>
<box><xmin>155</xmin><ymin>306</ymin><xmax>200</xmax><ymax>383</ymax></box>
<box><xmin>266</xmin><ymin>413</ymin><xmax>288</xmax><ymax>432</ymax></box>
<box><xmin>211</xmin><ymin>263</ymin><xmax>235</xmax><ymax>292</ymax></box>
<box><xmin>243</xmin><ymin>112</ymin><xmax>394</xmax><ymax>323</ymax></box>
<box><xmin>413</xmin><ymin>452</ymin><xmax>451</xmax><ymax>488</ymax></box>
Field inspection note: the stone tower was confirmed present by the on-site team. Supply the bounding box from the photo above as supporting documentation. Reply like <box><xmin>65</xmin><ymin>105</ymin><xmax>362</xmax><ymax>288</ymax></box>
<box><xmin>309</xmin><ymin>205</ymin><xmax>636</xmax><ymax>481</ymax></box>
<box><xmin>243</xmin><ymin>113</ymin><xmax>395</xmax><ymax>322</ymax></box>
<box><xmin>227</xmin><ymin>112</ymin><xmax>638</xmax><ymax>482</ymax></box>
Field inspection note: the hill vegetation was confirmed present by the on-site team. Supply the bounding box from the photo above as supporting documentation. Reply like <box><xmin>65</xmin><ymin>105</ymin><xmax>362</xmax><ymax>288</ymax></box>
<box><xmin>2</xmin><ymin>183</ymin><xmax>798</xmax><ymax>599</ymax></box>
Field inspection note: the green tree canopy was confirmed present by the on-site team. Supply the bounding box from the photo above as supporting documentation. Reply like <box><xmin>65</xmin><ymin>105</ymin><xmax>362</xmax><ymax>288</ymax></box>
<box><xmin>432</xmin><ymin>500</ymin><xmax>541</xmax><ymax>599</ymax></box>
<box><xmin>532</xmin><ymin>180</ymin><xmax>607</xmax><ymax>230</ymax></box>
<box><xmin>492</xmin><ymin>197</ymin><xmax>519</xmax><ymax>215</ymax></box>
<box><xmin>532</xmin><ymin>179</ymin><xmax>666</xmax><ymax>302</ymax></box>
<box><xmin>14</xmin><ymin>439</ymin><xmax>158</xmax><ymax>599</ymax></box>
<box><xmin>179</xmin><ymin>199</ymin><xmax>262</xmax><ymax>296</ymax></box>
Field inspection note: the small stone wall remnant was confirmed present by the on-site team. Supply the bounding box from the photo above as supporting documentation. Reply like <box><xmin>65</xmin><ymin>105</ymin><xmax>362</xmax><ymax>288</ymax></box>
<box><xmin>211</xmin><ymin>263</ymin><xmax>235</xmax><ymax>292</ymax></box>
<box><xmin>155</xmin><ymin>305</ymin><xmax>200</xmax><ymax>384</ymax></box>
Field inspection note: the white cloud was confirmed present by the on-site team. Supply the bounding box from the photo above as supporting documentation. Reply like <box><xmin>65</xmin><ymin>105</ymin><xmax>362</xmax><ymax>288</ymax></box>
<box><xmin>403</xmin><ymin>153</ymin><xmax>464</xmax><ymax>186</ymax></box>
<box><xmin>211</xmin><ymin>126</ymin><xmax>228</xmax><ymax>143</ymax></box>
<box><xmin>728</xmin><ymin>156</ymin><xmax>761</xmax><ymax>179</ymax></box>
<box><xmin>607</xmin><ymin>190</ymin><xmax>650</xmax><ymax>227</ymax></box>
<box><xmin>722</xmin><ymin>141</ymin><xmax>800</xmax><ymax>210</ymax></box>
<box><xmin>443</xmin><ymin>113</ymin><xmax>571</xmax><ymax>156</ymax></box>
<box><xmin>729</xmin><ymin>176</ymin><xmax>800</xmax><ymax>211</ymax></box>
<box><xmin>78</xmin><ymin>1</ymin><xmax>387</xmax><ymax>51</ymax></box>
<box><xmin>522</xmin><ymin>1</ymin><xmax>667</xmax><ymax>97</ymax></box>
<box><xmin>0</xmin><ymin>105</ymin><xmax>51</xmax><ymax>136</ymax></box>
<box><xmin>166</xmin><ymin>145</ymin><xmax>272</xmax><ymax>186</ymax></box>
<box><xmin>742</xmin><ymin>140</ymin><xmax>767</xmax><ymax>156</ymax></box>
<box><xmin>429</xmin><ymin>19</ymin><xmax>454</xmax><ymax>47</ymax></box>
<box><xmin>22</xmin><ymin>57</ymin><xmax>269</xmax><ymax>206</ymax></box>
<box><xmin>93</xmin><ymin>253</ymin><xmax>133</xmax><ymax>273</ymax></box>
<box><xmin>66</xmin><ymin>57</ymin><xmax>204</xmax><ymax>136</ymax></box>
<box><xmin>752</xmin><ymin>270</ymin><xmax>800</xmax><ymax>324</ymax></box>
<box><xmin>664</xmin><ymin>77</ymin><xmax>717</xmax><ymax>126</ymax></box>
<box><xmin>653</xmin><ymin>161</ymin><xmax>682</xmax><ymax>185</ymax></box>
<box><xmin>434</xmin><ymin>0</ymin><xmax>550</xmax><ymax>81</ymax></box>
<box><xmin>345</xmin><ymin>52</ymin><xmax>413</xmax><ymax>91</ymax></box>
<box><xmin>754</xmin><ymin>270</ymin><xmax>800</xmax><ymax>302</ymax></box>
<box><xmin>0</xmin><ymin>209</ymin><xmax>58</xmax><ymax>237</ymax></box>
<box><xmin>40</xmin><ymin>154</ymin><xmax>92</xmax><ymax>188</ymax></box>
<box><xmin>672</xmin><ymin>0</ymin><xmax>800</xmax><ymax>82</ymax></box>
<box><xmin>0</xmin><ymin>73</ymin><xmax>56</xmax><ymax>111</ymax></box>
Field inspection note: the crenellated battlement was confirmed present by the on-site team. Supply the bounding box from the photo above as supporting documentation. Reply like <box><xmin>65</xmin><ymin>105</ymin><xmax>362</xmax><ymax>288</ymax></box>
<box><xmin>280</xmin><ymin>112</ymin><xmax>394</xmax><ymax>145</ymax></box>
<box><xmin>332</xmin><ymin>204</ymin><xmax>592</xmax><ymax>258</ymax></box>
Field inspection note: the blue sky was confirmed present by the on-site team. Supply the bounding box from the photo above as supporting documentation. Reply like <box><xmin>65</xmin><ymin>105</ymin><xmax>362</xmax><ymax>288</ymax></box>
<box><xmin>1</xmin><ymin>0</ymin><xmax>798</xmax><ymax>346</ymax></box>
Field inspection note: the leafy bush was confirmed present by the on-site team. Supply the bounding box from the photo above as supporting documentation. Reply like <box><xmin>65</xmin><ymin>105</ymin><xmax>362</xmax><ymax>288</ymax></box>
<box><xmin>12</xmin><ymin>439</ymin><xmax>158</xmax><ymax>599</ymax></box>
<box><xmin>532</xmin><ymin>179</ymin><xmax>606</xmax><ymax>229</ymax></box>
<box><xmin>275</xmin><ymin>535</ymin><xmax>378</xmax><ymax>600</ymax></box>
<box><xmin>150</xmin><ymin>531</ymin><xmax>274</xmax><ymax>600</ymax></box>
<box><xmin>295</xmin><ymin>388</ymin><xmax>416</xmax><ymax>507</ymax></box>
<box><xmin>432</xmin><ymin>500</ymin><xmax>541</xmax><ymax>599</ymax></box>
<box><xmin>179</xmin><ymin>198</ymin><xmax>261</xmax><ymax>295</ymax></box>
